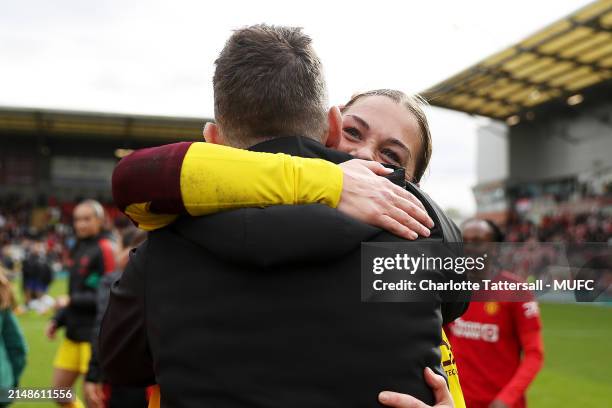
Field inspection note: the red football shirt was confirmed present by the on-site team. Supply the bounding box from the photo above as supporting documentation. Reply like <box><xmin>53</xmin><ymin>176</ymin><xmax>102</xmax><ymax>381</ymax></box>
<box><xmin>446</xmin><ymin>273</ymin><xmax>544</xmax><ymax>408</ymax></box>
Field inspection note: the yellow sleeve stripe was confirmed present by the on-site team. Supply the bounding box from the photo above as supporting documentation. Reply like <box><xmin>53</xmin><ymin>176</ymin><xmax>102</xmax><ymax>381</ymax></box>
<box><xmin>125</xmin><ymin>202</ymin><xmax>179</xmax><ymax>231</ymax></box>
<box><xmin>180</xmin><ymin>142</ymin><xmax>343</xmax><ymax>216</ymax></box>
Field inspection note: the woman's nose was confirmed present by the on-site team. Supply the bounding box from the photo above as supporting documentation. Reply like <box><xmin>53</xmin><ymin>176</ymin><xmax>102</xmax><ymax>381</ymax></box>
<box><xmin>351</xmin><ymin>146</ymin><xmax>376</xmax><ymax>161</ymax></box>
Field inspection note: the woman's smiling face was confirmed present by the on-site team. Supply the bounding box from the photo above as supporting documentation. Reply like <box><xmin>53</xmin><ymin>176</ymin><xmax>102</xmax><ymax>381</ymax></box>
<box><xmin>337</xmin><ymin>95</ymin><xmax>423</xmax><ymax>181</ymax></box>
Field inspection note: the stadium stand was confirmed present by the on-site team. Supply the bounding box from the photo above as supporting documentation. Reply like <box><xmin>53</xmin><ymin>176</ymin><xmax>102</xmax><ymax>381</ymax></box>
<box><xmin>422</xmin><ymin>0</ymin><xmax>612</xmax><ymax>238</ymax></box>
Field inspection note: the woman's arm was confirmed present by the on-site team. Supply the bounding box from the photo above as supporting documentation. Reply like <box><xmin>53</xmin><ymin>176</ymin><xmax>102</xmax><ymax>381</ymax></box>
<box><xmin>113</xmin><ymin>141</ymin><xmax>433</xmax><ymax>238</ymax></box>
<box><xmin>113</xmin><ymin>142</ymin><xmax>343</xmax><ymax>231</ymax></box>
<box><xmin>494</xmin><ymin>301</ymin><xmax>544</xmax><ymax>406</ymax></box>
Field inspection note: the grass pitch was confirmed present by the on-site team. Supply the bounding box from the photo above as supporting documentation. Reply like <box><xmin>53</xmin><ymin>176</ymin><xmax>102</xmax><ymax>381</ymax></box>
<box><xmin>11</xmin><ymin>278</ymin><xmax>612</xmax><ymax>407</ymax></box>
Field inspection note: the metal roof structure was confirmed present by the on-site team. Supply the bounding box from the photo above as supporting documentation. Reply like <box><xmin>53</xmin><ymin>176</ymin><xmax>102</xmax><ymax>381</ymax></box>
<box><xmin>0</xmin><ymin>106</ymin><xmax>210</xmax><ymax>141</ymax></box>
<box><xmin>421</xmin><ymin>0</ymin><xmax>612</xmax><ymax>122</ymax></box>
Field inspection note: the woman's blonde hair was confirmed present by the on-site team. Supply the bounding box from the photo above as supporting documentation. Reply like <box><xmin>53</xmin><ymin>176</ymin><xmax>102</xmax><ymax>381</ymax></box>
<box><xmin>0</xmin><ymin>267</ymin><xmax>16</xmax><ymax>310</ymax></box>
<box><xmin>342</xmin><ymin>89</ymin><xmax>432</xmax><ymax>183</ymax></box>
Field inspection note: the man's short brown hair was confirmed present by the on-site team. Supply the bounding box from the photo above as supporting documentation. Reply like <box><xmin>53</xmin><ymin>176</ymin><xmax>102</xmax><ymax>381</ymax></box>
<box><xmin>213</xmin><ymin>24</ymin><xmax>328</xmax><ymax>148</ymax></box>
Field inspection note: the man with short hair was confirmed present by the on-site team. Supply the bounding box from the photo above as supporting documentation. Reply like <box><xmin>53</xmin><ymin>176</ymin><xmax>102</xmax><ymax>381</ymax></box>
<box><xmin>101</xmin><ymin>25</ymin><xmax>464</xmax><ymax>408</ymax></box>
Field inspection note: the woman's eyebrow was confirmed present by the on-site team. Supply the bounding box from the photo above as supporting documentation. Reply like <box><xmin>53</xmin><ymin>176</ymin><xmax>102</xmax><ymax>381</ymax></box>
<box><xmin>388</xmin><ymin>138</ymin><xmax>412</xmax><ymax>160</ymax></box>
<box><xmin>389</xmin><ymin>138</ymin><xmax>410</xmax><ymax>153</ymax></box>
<box><xmin>345</xmin><ymin>114</ymin><xmax>369</xmax><ymax>130</ymax></box>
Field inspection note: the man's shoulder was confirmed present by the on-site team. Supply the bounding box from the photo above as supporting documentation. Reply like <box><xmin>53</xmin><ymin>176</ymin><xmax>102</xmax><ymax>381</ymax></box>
<box><xmin>164</xmin><ymin>205</ymin><xmax>380</xmax><ymax>268</ymax></box>
<box><xmin>110</xmin><ymin>242</ymin><xmax>150</xmax><ymax>296</ymax></box>
<box><xmin>101</xmin><ymin>270</ymin><xmax>122</xmax><ymax>286</ymax></box>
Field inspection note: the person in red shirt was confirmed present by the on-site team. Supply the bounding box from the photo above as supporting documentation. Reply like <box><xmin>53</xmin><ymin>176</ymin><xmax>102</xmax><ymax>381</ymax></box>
<box><xmin>446</xmin><ymin>219</ymin><xmax>544</xmax><ymax>408</ymax></box>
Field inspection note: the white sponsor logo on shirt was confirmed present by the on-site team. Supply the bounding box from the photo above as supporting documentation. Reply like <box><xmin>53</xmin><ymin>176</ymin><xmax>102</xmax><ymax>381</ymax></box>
<box><xmin>522</xmin><ymin>301</ymin><xmax>540</xmax><ymax>318</ymax></box>
<box><xmin>450</xmin><ymin>318</ymin><xmax>499</xmax><ymax>343</ymax></box>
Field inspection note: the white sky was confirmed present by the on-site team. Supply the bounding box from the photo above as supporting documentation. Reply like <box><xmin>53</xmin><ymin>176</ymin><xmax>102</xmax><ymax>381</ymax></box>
<box><xmin>0</xmin><ymin>0</ymin><xmax>591</xmax><ymax>214</ymax></box>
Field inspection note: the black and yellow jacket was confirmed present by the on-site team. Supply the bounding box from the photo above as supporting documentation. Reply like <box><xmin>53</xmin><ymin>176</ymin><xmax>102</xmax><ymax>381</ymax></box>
<box><xmin>108</xmin><ymin>137</ymin><xmax>466</xmax><ymax>407</ymax></box>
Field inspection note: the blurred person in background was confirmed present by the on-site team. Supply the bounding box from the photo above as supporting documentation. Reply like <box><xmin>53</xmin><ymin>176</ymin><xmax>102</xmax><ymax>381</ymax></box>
<box><xmin>21</xmin><ymin>241</ymin><xmax>54</xmax><ymax>312</ymax></box>
<box><xmin>0</xmin><ymin>268</ymin><xmax>27</xmax><ymax>407</ymax></box>
<box><xmin>0</xmin><ymin>247</ymin><xmax>16</xmax><ymax>282</ymax></box>
<box><xmin>46</xmin><ymin>200</ymin><xmax>115</xmax><ymax>408</ymax></box>
<box><xmin>84</xmin><ymin>227</ymin><xmax>148</xmax><ymax>408</ymax></box>
<box><xmin>110</xmin><ymin>215</ymin><xmax>132</xmax><ymax>244</ymax></box>
<box><xmin>446</xmin><ymin>219</ymin><xmax>544</xmax><ymax>408</ymax></box>
<box><xmin>20</xmin><ymin>239</ymin><xmax>35</xmax><ymax>306</ymax></box>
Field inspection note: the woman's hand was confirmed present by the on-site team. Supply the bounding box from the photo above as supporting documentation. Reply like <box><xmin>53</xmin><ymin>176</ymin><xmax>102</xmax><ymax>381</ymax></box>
<box><xmin>84</xmin><ymin>381</ymin><xmax>105</xmax><ymax>408</ymax></box>
<box><xmin>338</xmin><ymin>159</ymin><xmax>434</xmax><ymax>240</ymax></box>
<box><xmin>45</xmin><ymin>321</ymin><xmax>57</xmax><ymax>340</ymax></box>
<box><xmin>378</xmin><ymin>367</ymin><xmax>454</xmax><ymax>408</ymax></box>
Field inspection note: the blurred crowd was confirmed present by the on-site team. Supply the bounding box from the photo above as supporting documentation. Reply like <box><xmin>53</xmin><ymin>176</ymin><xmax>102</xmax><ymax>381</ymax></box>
<box><xmin>1</xmin><ymin>201</ymin><xmax>610</xmax><ymax>314</ymax></box>
<box><xmin>2</xmin><ymin>203</ymin><xmax>611</xmax><ymax>307</ymax></box>
<box><xmin>505</xmin><ymin>210</ymin><xmax>612</xmax><ymax>243</ymax></box>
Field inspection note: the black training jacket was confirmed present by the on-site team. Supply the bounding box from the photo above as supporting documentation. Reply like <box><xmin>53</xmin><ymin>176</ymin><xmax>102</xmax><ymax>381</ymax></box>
<box><xmin>55</xmin><ymin>235</ymin><xmax>115</xmax><ymax>342</ymax></box>
<box><xmin>100</xmin><ymin>136</ymin><xmax>466</xmax><ymax>408</ymax></box>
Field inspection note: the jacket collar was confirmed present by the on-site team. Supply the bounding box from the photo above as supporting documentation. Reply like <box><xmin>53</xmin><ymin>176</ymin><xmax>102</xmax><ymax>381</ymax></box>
<box><xmin>248</xmin><ymin>136</ymin><xmax>353</xmax><ymax>164</ymax></box>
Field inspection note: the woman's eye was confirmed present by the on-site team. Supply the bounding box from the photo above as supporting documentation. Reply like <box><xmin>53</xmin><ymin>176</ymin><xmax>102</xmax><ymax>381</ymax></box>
<box><xmin>381</xmin><ymin>149</ymin><xmax>401</xmax><ymax>164</ymax></box>
<box><xmin>343</xmin><ymin>127</ymin><xmax>362</xmax><ymax>140</ymax></box>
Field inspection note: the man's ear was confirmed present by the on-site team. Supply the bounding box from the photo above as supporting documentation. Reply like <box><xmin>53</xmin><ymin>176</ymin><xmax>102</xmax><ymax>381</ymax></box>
<box><xmin>203</xmin><ymin>122</ymin><xmax>225</xmax><ymax>145</ymax></box>
<box><xmin>324</xmin><ymin>106</ymin><xmax>342</xmax><ymax>148</ymax></box>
